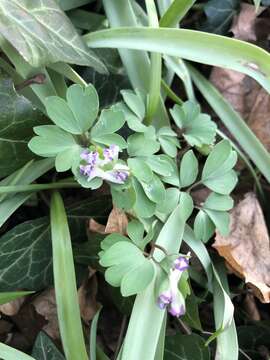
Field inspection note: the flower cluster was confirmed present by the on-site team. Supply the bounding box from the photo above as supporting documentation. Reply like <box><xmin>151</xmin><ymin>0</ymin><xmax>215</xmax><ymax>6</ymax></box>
<box><xmin>79</xmin><ymin>144</ymin><xmax>129</xmax><ymax>184</ymax></box>
<box><xmin>157</xmin><ymin>256</ymin><xmax>189</xmax><ymax>317</ymax></box>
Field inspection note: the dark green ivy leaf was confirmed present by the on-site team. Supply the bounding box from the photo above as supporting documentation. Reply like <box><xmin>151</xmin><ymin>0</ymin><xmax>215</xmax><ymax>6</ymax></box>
<box><xmin>201</xmin><ymin>0</ymin><xmax>240</xmax><ymax>35</ymax></box>
<box><xmin>32</xmin><ymin>331</ymin><xmax>64</xmax><ymax>360</ymax></box>
<box><xmin>0</xmin><ymin>197</ymin><xmax>110</xmax><ymax>291</ymax></box>
<box><xmin>0</xmin><ymin>68</ymin><xmax>44</xmax><ymax>177</ymax></box>
<box><xmin>164</xmin><ymin>334</ymin><xmax>210</xmax><ymax>360</ymax></box>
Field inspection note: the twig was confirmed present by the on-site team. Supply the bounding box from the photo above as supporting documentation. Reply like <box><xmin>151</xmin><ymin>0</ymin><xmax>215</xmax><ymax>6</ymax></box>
<box><xmin>15</xmin><ymin>73</ymin><xmax>46</xmax><ymax>91</ymax></box>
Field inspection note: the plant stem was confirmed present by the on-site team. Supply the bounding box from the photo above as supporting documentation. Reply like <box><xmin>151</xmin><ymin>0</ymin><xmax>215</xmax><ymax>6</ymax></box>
<box><xmin>0</xmin><ymin>182</ymin><xmax>80</xmax><ymax>194</ymax></box>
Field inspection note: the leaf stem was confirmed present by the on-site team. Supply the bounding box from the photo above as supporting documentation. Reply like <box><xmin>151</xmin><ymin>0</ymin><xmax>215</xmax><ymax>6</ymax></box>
<box><xmin>0</xmin><ymin>182</ymin><xmax>80</xmax><ymax>194</ymax></box>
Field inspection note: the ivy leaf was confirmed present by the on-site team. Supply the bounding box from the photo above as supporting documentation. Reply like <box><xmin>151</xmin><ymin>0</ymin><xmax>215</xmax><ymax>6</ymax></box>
<box><xmin>32</xmin><ymin>332</ymin><xmax>64</xmax><ymax>360</ymax></box>
<box><xmin>164</xmin><ymin>334</ymin><xmax>210</xmax><ymax>360</ymax></box>
<box><xmin>180</xmin><ymin>150</ymin><xmax>199</xmax><ymax>187</ymax></box>
<box><xmin>0</xmin><ymin>0</ymin><xmax>107</xmax><ymax>72</ymax></box>
<box><xmin>170</xmin><ymin>101</ymin><xmax>217</xmax><ymax>147</ymax></box>
<box><xmin>201</xmin><ymin>0</ymin><xmax>240</xmax><ymax>35</ymax></box>
<box><xmin>0</xmin><ymin>69</ymin><xmax>44</xmax><ymax>177</ymax></box>
<box><xmin>0</xmin><ymin>197</ymin><xmax>109</xmax><ymax>291</ymax></box>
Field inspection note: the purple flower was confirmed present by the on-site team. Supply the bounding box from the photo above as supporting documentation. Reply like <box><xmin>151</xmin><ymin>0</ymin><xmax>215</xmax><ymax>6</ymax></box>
<box><xmin>79</xmin><ymin>145</ymin><xmax>129</xmax><ymax>184</ymax></box>
<box><xmin>157</xmin><ymin>255</ymin><xmax>190</xmax><ymax>317</ymax></box>
<box><xmin>103</xmin><ymin>145</ymin><xmax>119</xmax><ymax>163</ymax></box>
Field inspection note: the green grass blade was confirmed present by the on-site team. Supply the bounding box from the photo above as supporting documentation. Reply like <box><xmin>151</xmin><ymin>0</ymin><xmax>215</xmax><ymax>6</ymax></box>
<box><xmin>102</xmin><ymin>0</ymin><xmax>168</xmax><ymax>128</ymax></box>
<box><xmin>85</xmin><ymin>27</ymin><xmax>270</xmax><ymax>92</ymax></box>
<box><xmin>145</xmin><ymin>0</ymin><xmax>162</xmax><ymax>124</ymax></box>
<box><xmin>213</xmin><ymin>261</ymin><xmax>238</xmax><ymax>360</ymax></box>
<box><xmin>50</xmin><ymin>192</ymin><xmax>88</xmax><ymax>360</ymax></box>
<box><xmin>164</xmin><ymin>55</ymin><xmax>195</xmax><ymax>101</ymax></box>
<box><xmin>183</xmin><ymin>226</ymin><xmax>235</xmax><ymax>350</ymax></box>
<box><xmin>90</xmin><ymin>307</ymin><xmax>102</xmax><ymax>360</ymax></box>
<box><xmin>121</xmin><ymin>199</ymin><xmax>191</xmax><ymax>360</ymax></box>
<box><xmin>0</xmin><ymin>182</ymin><xmax>80</xmax><ymax>194</ymax></box>
<box><xmin>188</xmin><ymin>65</ymin><xmax>270</xmax><ymax>183</ymax></box>
<box><xmin>0</xmin><ymin>291</ymin><xmax>34</xmax><ymax>305</ymax></box>
<box><xmin>0</xmin><ymin>159</ymin><xmax>54</xmax><ymax>228</ymax></box>
<box><xmin>48</xmin><ymin>63</ymin><xmax>87</xmax><ymax>86</ymax></box>
<box><xmin>159</xmin><ymin>0</ymin><xmax>197</xmax><ymax>27</ymax></box>
<box><xmin>0</xmin><ymin>343</ymin><xmax>35</xmax><ymax>360</ymax></box>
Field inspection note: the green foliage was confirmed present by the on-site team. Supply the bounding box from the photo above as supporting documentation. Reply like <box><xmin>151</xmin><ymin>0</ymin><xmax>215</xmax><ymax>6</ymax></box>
<box><xmin>170</xmin><ymin>101</ymin><xmax>217</xmax><ymax>147</ymax></box>
<box><xmin>0</xmin><ymin>0</ymin><xmax>106</xmax><ymax>72</ymax></box>
<box><xmin>201</xmin><ymin>0</ymin><xmax>240</xmax><ymax>35</ymax></box>
<box><xmin>164</xmin><ymin>334</ymin><xmax>210</xmax><ymax>359</ymax></box>
<box><xmin>0</xmin><ymin>69</ymin><xmax>44</xmax><ymax>177</ymax></box>
<box><xmin>32</xmin><ymin>332</ymin><xmax>65</xmax><ymax>360</ymax></box>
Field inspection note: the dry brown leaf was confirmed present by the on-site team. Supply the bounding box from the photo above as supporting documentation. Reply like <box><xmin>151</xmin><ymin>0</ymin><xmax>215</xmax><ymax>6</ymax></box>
<box><xmin>210</xmin><ymin>4</ymin><xmax>270</xmax><ymax>152</ymax></box>
<box><xmin>231</xmin><ymin>3</ymin><xmax>264</xmax><ymax>41</ymax></box>
<box><xmin>0</xmin><ymin>297</ymin><xmax>25</xmax><ymax>316</ymax></box>
<box><xmin>89</xmin><ymin>206</ymin><xmax>128</xmax><ymax>235</ymax></box>
<box><xmin>78</xmin><ymin>268</ymin><xmax>99</xmax><ymax>324</ymax></box>
<box><xmin>32</xmin><ymin>288</ymin><xmax>59</xmax><ymax>339</ymax></box>
<box><xmin>213</xmin><ymin>193</ymin><xmax>270</xmax><ymax>303</ymax></box>
<box><xmin>243</xmin><ymin>293</ymin><xmax>261</xmax><ymax>321</ymax></box>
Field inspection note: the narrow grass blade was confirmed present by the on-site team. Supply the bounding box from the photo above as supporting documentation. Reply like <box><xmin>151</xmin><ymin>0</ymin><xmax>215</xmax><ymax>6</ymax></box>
<box><xmin>0</xmin><ymin>343</ymin><xmax>35</xmax><ymax>360</ymax></box>
<box><xmin>0</xmin><ymin>182</ymin><xmax>80</xmax><ymax>194</ymax></box>
<box><xmin>145</xmin><ymin>0</ymin><xmax>162</xmax><ymax>124</ymax></box>
<box><xmin>188</xmin><ymin>64</ymin><xmax>270</xmax><ymax>183</ymax></box>
<box><xmin>90</xmin><ymin>307</ymin><xmax>102</xmax><ymax>360</ymax></box>
<box><xmin>121</xmin><ymin>196</ymin><xmax>192</xmax><ymax>360</ymax></box>
<box><xmin>85</xmin><ymin>27</ymin><xmax>270</xmax><ymax>92</ymax></box>
<box><xmin>48</xmin><ymin>63</ymin><xmax>87</xmax><ymax>87</ymax></box>
<box><xmin>183</xmin><ymin>225</ymin><xmax>235</xmax><ymax>350</ymax></box>
<box><xmin>0</xmin><ymin>159</ymin><xmax>54</xmax><ymax>227</ymax></box>
<box><xmin>50</xmin><ymin>192</ymin><xmax>88</xmax><ymax>360</ymax></box>
<box><xmin>164</xmin><ymin>55</ymin><xmax>195</xmax><ymax>101</ymax></box>
<box><xmin>160</xmin><ymin>0</ymin><xmax>197</xmax><ymax>27</ymax></box>
<box><xmin>213</xmin><ymin>261</ymin><xmax>238</xmax><ymax>360</ymax></box>
<box><xmin>102</xmin><ymin>0</ymin><xmax>168</xmax><ymax>128</ymax></box>
<box><xmin>0</xmin><ymin>291</ymin><xmax>34</xmax><ymax>305</ymax></box>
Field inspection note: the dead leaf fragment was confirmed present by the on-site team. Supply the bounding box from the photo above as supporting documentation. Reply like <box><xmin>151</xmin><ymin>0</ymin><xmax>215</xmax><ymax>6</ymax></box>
<box><xmin>78</xmin><ymin>268</ymin><xmax>99</xmax><ymax>324</ymax></box>
<box><xmin>0</xmin><ymin>297</ymin><xmax>25</xmax><ymax>316</ymax></box>
<box><xmin>231</xmin><ymin>4</ymin><xmax>264</xmax><ymax>41</ymax></box>
<box><xmin>32</xmin><ymin>288</ymin><xmax>59</xmax><ymax>339</ymax></box>
<box><xmin>89</xmin><ymin>206</ymin><xmax>128</xmax><ymax>235</ymax></box>
<box><xmin>213</xmin><ymin>193</ymin><xmax>270</xmax><ymax>303</ymax></box>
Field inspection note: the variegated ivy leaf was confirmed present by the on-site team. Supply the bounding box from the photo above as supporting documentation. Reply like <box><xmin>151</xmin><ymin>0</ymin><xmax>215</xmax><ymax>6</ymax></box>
<box><xmin>0</xmin><ymin>0</ymin><xmax>107</xmax><ymax>72</ymax></box>
<box><xmin>170</xmin><ymin>101</ymin><xmax>217</xmax><ymax>147</ymax></box>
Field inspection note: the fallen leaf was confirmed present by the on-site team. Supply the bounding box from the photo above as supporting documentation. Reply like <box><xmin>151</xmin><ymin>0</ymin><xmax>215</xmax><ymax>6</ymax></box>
<box><xmin>213</xmin><ymin>193</ymin><xmax>270</xmax><ymax>303</ymax></box>
<box><xmin>210</xmin><ymin>4</ymin><xmax>270</xmax><ymax>152</ymax></box>
<box><xmin>78</xmin><ymin>268</ymin><xmax>99</xmax><ymax>324</ymax></box>
<box><xmin>89</xmin><ymin>206</ymin><xmax>128</xmax><ymax>235</ymax></box>
<box><xmin>32</xmin><ymin>288</ymin><xmax>59</xmax><ymax>339</ymax></box>
<box><xmin>243</xmin><ymin>293</ymin><xmax>261</xmax><ymax>321</ymax></box>
<box><xmin>0</xmin><ymin>297</ymin><xmax>25</xmax><ymax>316</ymax></box>
<box><xmin>231</xmin><ymin>3</ymin><xmax>264</xmax><ymax>41</ymax></box>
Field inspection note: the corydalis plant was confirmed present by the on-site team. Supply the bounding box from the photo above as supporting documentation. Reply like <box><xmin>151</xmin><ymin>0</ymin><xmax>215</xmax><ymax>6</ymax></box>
<box><xmin>79</xmin><ymin>145</ymin><xmax>129</xmax><ymax>184</ymax></box>
<box><xmin>158</xmin><ymin>256</ymin><xmax>190</xmax><ymax>317</ymax></box>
